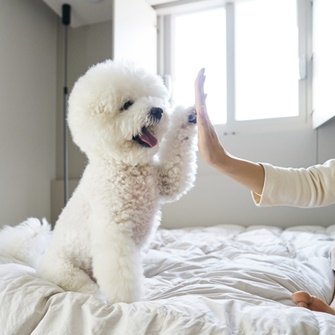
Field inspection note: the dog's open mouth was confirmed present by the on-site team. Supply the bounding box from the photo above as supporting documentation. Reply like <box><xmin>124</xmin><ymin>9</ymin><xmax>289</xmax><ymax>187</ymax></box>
<box><xmin>133</xmin><ymin>127</ymin><xmax>157</xmax><ymax>148</ymax></box>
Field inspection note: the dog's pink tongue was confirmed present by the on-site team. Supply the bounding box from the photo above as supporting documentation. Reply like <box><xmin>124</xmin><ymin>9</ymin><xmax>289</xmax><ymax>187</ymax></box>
<box><xmin>140</xmin><ymin>128</ymin><xmax>157</xmax><ymax>147</ymax></box>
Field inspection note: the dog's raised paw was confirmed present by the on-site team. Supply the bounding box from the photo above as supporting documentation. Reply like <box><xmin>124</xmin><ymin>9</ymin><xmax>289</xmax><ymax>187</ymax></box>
<box><xmin>188</xmin><ymin>110</ymin><xmax>197</xmax><ymax>124</ymax></box>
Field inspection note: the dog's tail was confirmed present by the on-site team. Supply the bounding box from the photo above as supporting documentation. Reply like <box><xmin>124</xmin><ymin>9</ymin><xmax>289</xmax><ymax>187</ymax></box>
<box><xmin>0</xmin><ymin>218</ymin><xmax>52</xmax><ymax>268</ymax></box>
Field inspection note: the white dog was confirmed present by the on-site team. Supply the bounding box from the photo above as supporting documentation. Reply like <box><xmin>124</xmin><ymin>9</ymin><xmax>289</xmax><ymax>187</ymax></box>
<box><xmin>36</xmin><ymin>60</ymin><xmax>198</xmax><ymax>304</ymax></box>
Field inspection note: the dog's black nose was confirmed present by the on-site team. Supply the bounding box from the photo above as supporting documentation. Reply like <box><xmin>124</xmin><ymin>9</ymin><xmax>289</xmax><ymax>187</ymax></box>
<box><xmin>150</xmin><ymin>107</ymin><xmax>163</xmax><ymax>120</ymax></box>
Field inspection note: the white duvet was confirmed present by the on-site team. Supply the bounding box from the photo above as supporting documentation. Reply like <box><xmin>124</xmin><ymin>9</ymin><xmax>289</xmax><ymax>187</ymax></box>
<box><xmin>1</xmin><ymin>224</ymin><xmax>335</xmax><ymax>335</ymax></box>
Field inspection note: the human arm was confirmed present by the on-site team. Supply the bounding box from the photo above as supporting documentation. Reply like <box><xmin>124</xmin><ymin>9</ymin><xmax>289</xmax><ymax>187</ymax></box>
<box><xmin>195</xmin><ymin>68</ymin><xmax>335</xmax><ymax>207</ymax></box>
<box><xmin>195</xmin><ymin>68</ymin><xmax>265</xmax><ymax>195</ymax></box>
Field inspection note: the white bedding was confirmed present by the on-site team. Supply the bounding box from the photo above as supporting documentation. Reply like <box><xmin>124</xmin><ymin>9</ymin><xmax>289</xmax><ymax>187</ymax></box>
<box><xmin>1</xmin><ymin>224</ymin><xmax>335</xmax><ymax>334</ymax></box>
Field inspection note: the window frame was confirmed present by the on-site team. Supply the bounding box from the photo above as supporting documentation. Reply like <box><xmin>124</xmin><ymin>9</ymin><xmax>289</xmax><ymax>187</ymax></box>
<box><xmin>156</xmin><ymin>0</ymin><xmax>313</xmax><ymax>134</ymax></box>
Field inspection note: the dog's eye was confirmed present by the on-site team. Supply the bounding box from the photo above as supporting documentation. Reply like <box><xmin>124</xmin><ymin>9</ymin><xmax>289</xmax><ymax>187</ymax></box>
<box><xmin>120</xmin><ymin>100</ymin><xmax>134</xmax><ymax>111</ymax></box>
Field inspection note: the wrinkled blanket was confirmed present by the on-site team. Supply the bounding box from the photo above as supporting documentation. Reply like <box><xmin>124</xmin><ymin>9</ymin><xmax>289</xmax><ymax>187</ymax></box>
<box><xmin>1</xmin><ymin>224</ymin><xmax>335</xmax><ymax>335</ymax></box>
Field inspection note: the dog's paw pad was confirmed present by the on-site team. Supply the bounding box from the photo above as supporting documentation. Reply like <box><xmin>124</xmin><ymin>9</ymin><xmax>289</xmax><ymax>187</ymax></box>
<box><xmin>188</xmin><ymin>111</ymin><xmax>197</xmax><ymax>124</ymax></box>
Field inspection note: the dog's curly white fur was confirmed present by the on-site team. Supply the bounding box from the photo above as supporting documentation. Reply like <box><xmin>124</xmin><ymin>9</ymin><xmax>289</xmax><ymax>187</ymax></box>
<box><xmin>36</xmin><ymin>60</ymin><xmax>197</xmax><ymax>303</ymax></box>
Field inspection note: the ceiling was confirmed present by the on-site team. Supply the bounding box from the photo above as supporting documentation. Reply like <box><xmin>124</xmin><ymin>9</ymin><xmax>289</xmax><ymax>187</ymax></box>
<box><xmin>42</xmin><ymin>0</ymin><xmax>179</xmax><ymax>28</ymax></box>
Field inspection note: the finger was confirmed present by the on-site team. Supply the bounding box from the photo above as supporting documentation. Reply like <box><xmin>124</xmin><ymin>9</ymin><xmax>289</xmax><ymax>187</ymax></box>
<box><xmin>195</xmin><ymin>68</ymin><xmax>206</xmax><ymax>94</ymax></box>
<box><xmin>196</xmin><ymin>68</ymin><xmax>205</xmax><ymax>81</ymax></box>
<box><xmin>198</xmin><ymin>71</ymin><xmax>206</xmax><ymax>98</ymax></box>
<box><xmin>195</xmin><ymin>68</ymin><xmax>203</xmax><ymax>90</ymax></box>
<box><xmin>195</xmin><ymin>74</ymin><xmax>207</xmax><ymax>111</ymax></box>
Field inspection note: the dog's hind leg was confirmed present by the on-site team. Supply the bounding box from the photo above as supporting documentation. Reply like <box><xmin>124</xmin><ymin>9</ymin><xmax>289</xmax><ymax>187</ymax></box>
<box><xmin>37</xmin><ymin>253</ymin><xmax>99</xmax><ymax>295</ymax></box>
<box><xmin>91</xmin><ymin>223</ymin><xmax>144</xmax><ymax>304</ymax></box>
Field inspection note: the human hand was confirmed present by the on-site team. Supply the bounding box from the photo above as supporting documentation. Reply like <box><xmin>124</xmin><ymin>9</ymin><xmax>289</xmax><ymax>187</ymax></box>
<box><xmin>195</xmin><ymin>69</ymin><xmax>225</xmax><ymax>167</ymax></box>
<box><xmin>194</xmin><ymin>69</ymin><xmax>265</xmax><ymax>193</ymax></box>
<box><xmin>195</xmin><ymin>68</ymin><xmax>207</xmax><ymax>114</ymax></box>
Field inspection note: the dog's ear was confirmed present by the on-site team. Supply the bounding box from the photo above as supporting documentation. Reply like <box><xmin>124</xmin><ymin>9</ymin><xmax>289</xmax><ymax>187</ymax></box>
<box><xmin>90</xmin><ymin>96</ymin><xmax>113</xmax><ymax>116</ymax></box>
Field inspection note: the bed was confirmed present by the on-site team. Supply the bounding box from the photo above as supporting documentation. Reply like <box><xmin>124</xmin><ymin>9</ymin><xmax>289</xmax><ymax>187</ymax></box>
<box><xmin>1</xmin><ymin>223</ymin><xmax>335</xmax><ymax>334</ymax></box>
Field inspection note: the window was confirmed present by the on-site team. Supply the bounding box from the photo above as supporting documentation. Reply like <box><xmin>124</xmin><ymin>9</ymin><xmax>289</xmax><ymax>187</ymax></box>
<box><xmin>157</xmin><ymin>0</ymin><xmax>311</xmax><ymax>130</ymax></box>
<box><xmin>173</xmin><ymin>8</ymin><xmax>226</xmax><ymax>124</ymax></box>
<box><xmin>235</xmin><ymin>0</ymin><xmax>299</xmax><ymax>121</ymax></box>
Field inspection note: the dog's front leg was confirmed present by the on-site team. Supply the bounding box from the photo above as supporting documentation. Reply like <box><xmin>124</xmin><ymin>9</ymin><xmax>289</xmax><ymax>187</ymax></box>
<box><xmin>157</xmin><ymin>105</ymin><xmax>198</xmax><ymax>202</ymax></box>
<box><xmin>91</xmin><ymin>219</ymin><xmax>144</xmax><ymax>304</ymax></box>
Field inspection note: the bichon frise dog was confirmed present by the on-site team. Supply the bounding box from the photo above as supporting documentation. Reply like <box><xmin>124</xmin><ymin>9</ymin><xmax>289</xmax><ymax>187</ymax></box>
<box><xmin>36</xmin><ymin>60</ymin><xmax>198</xmax><ymax>304</ymax></box>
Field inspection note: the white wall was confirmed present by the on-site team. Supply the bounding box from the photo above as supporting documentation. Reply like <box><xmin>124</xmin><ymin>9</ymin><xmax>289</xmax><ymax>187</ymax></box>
<box><xmin>0</xmin><ymin>0</ymin><xmax>57</xmax><ymax>226</ymax></box>
<box><xmin>51</xmin><ymin>20</ymin><xmax>112</xmax><ymax>223</ymax></box>
<box><xmin>55</xmin><ymin>21</ymin><xmax>113</xmax><ymax>181</ymax></box>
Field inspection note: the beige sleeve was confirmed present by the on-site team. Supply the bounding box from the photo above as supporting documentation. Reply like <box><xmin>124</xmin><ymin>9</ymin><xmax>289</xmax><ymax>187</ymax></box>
<box><xmin>252</xmin><ymin>159</ymin><xmax>335</xmax><ymax>208</ymax></box>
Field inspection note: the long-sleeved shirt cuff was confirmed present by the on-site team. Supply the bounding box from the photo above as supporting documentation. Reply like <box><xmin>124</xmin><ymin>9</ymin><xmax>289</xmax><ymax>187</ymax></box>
<box><xmin>252</xmin><ymin>160</ymin><xmax>335</xmax><ymax>208</ymax></box>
